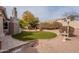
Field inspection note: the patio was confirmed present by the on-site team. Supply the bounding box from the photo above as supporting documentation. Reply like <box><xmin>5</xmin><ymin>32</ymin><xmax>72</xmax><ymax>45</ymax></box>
<box><xmin>18</xmin><ymin>29</ymin><xmax>79</xmax><ymax>53</ymax></box>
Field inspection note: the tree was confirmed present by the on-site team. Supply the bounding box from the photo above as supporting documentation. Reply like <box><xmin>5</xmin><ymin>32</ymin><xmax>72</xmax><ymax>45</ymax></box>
<box><xmin>29</xmin><ymin>17</ymin><xmax>39</xmax><ymax>29</ymax></box>
<box><xmin>19</xmin><ymin>11</ymin><xmax>39</xmax><ymax>30</ymax></box>
<box><xmin>63</xmin><ymin>12</ymin><xmax>78</xmax><ymax>38</ymax></box>
<box><xmin>19</xmin><ymin>20</ymin><xmax>28</xmax><ymax>29</ymax></box>
<box><xmin>64</xmin><ymin>12</ymin><xmax>79</xmax><ymax>21</ymax></box>
<box><xmin>22</xmin><ymin>11</ymin><xmax>35</xmax><ymax>23</ymax></box>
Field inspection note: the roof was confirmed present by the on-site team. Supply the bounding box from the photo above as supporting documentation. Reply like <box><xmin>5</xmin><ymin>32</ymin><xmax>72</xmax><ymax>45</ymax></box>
<box><xmin>0</xmin><ymin>6</ymin><xmax>8</xmax><ymax>20</ymax></box>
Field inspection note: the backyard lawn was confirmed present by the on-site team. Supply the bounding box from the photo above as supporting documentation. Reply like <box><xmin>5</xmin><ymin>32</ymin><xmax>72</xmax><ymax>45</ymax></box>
<box><xmin>12</xmin><ymin>31</ymin><xmax>57</xmax><ymax>41</ymax></box>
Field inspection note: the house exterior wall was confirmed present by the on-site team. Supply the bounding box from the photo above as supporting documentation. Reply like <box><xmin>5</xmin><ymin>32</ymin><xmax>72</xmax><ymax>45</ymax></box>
<box><xmin>9</xmin><ymin>21</ymin><xmax>21</xmax><ymax>35</ymax></box>
<box><xmin>0</xmin><ymin>16</ymin><xmax>4</xmax><ymax>38</ymax></box>
<box><xmin>9</xmin><ymin>22</ymin><xmax>14</xmax><ymax>34</ymax></box>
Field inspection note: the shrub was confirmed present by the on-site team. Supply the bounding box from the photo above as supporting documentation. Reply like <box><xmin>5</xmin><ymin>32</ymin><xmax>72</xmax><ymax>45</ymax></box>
<box><xmin>39</xmin><ymin>22</ymin><xmax>51</xmax><ymax>29</ymax></box>
<box><xmin>50</xmin><ymin>21</ymin><xmax>62</xmax><ymax>29</ymax></box>
<box><xmin>39</xmin><ymin>21</ymin><xmax>62</xmax><ymax>30</ymax></box>
<box><xmin>59</xmin><ymin>26</ymin><xmax>75</xmax><ymax>36</ymax></box>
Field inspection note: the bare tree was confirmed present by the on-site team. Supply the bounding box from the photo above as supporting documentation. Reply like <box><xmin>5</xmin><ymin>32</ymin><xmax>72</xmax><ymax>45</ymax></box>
<box><xmin>64</xmin><ymin>11</ymin><xmax>79</xmax><ymax>21</ymax></box>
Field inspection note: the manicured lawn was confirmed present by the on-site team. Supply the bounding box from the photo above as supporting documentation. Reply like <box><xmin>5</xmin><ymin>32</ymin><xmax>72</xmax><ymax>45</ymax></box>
<box><xmin>12</xmin><ymin>31</ymin><xmax>57</xmax><ymax>41</ymax></box>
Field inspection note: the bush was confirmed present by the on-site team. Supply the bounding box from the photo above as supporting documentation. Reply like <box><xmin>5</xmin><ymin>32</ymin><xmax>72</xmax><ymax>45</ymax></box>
<box><xmin>39</xmin><ymin>21</ymin><xmax>62</xmax><ymax>30</ymax></box>
<box><xmin>50</xmin><ymin>21</ymin><xmax>62</xmax><ymax>29</ymax></box>
<box><xmin>39</xmin><ymin>22</ymin><xmax>51</xmax><ymax>29</ymax></box>
<box><xmin>59</xmin><ymin>26</ymin><xmax>75</xmax><ymax>36</ymax></box>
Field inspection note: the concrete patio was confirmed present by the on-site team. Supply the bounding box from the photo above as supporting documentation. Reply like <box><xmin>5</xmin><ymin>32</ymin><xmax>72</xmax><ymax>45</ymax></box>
<box><xmin>0</xmin><ymin>35</ymin><xmax>28</xmax><ymax>52</ymax></box>
<box><xmin>0</xmin><ymin>29</ymin><xmax>79</xmax><ymax>53</ymax></box>
<box><xmin>18</xmin><ymin>29</ymin><xmax>79</xmax><ymax>53</ymax></box>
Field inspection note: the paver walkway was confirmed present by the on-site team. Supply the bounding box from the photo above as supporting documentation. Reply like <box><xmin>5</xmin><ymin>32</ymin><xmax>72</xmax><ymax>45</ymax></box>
<box><xmin>19</xmin><ymin>29</ymin><xmax>79</xmax><ymax>53</ymax></box>
<box><xmin>1</xmin><ymin>29</ymin><xmax>79</xmax><ymax>53</ymax></box>
<box><xmin>0</xmin><ymin>35</ymin><xmax>28</xmax><ymax>52</ymax></box>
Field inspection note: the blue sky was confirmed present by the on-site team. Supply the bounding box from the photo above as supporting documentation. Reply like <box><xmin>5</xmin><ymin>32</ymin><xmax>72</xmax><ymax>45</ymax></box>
<box><xmin>5</xmin><ymin>6</ymin><xmax>79</xmax><ymax>21</ymax></box>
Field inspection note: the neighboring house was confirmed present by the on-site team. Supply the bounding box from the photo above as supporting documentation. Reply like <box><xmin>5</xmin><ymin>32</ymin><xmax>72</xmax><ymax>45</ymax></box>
<box><xmin>0</xmin><ymin>6</ymin><xmax>21</xmax><ymax>50</ymax></box>
<box><xmin>0</xmin><ymin>6</ymin><xmax>20</xmax><ymax>37</ymax></box>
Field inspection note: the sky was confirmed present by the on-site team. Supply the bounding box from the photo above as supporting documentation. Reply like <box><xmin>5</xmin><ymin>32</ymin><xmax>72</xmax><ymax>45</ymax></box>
<box><xmin>5</xmin><ymin>6</ymin><xmax>79</xmax><ymax>21</ymax></box>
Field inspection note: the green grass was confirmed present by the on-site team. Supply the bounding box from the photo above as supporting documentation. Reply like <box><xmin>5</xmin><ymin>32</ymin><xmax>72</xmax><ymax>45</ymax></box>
<box><xmin>12</xmin><ymin>31</ymin><xmax>57</xmax><ymax>41</ymax></box>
